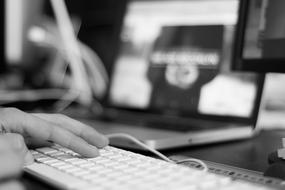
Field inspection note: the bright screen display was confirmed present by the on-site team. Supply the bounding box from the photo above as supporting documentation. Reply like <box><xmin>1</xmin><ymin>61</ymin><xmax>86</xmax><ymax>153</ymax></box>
<box><xmin>110</xmin><ymin>0</ymin><xmax>259</xmax><ymax>118</ymax></box>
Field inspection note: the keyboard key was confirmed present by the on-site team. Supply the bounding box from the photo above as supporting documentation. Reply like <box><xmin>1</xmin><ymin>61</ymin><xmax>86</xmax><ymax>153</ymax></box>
<box><xmin>36</xmin><ymin>147</ymin><xmax>57</xmax><ymax>154</ymax></box>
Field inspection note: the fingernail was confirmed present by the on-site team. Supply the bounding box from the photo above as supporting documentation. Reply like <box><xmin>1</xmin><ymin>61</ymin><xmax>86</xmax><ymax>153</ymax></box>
<box><xmin>24</xmin><ymin>152</ymin><xmax>35</xmax><ymax>166</ymax></box>
<box><xmin>88</xmin><ymin>145</ymin><xmax>99</xmax><ymax>157</ymax></box>
<box><xmin>96</xmin><ymin>135</ymin><xmax>109</xmax><ymax>148</ymax></box>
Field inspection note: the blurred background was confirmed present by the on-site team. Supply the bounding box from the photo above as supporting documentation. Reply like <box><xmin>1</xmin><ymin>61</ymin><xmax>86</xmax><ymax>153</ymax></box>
<box><xmin>1</xmin><ymin>0</ymin><xmax>285</xmax><ymax>129</ymax></box>
<box><xmin>1</xmin><ymin>0</ymin><xmax>126</xmax><ymax>112</ymax></box>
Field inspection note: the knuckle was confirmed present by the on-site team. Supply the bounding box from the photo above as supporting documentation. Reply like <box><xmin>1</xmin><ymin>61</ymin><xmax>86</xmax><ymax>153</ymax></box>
<box><xmin>0</xmin><ymin>108</ymin><xmax>23</xmax><ymax>123</ymax></box>
<box><xmin>13</xmin><ymin>133</ymin><xmax>25</xmax><ymax>143</ymax></box>
<box><xmin>0</xmin><ymin>108</ymin><xmax>19</xmax><ymax>126</ymax></box>
<box><xmin>2</xmin><ymin>107</ymin><xmax>21</xmax><ymax>115</ymax></box>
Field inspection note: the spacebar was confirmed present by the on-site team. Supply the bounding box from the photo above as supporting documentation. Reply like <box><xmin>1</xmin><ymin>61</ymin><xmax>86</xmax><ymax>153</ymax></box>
<box><xmin>24</xmin><ymin>163</ymin><xmax>91</xmax><ymax>189</ymax></box>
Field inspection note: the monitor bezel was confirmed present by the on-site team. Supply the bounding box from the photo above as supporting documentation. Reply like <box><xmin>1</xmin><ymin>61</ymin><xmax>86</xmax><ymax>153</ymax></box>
<box><xmin>232</xmin><ymin>0</ymin><xmax>285</xmax><ymax>73</ymax></box>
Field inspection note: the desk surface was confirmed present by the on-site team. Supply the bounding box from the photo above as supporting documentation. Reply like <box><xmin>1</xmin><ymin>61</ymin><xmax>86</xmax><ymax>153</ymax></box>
<box><xmin>21</xmin><ymin>129</ymin><xmax>285</xmax><ymax>189</ymax></box>
<box><xmin>164</xmin><ymin>129</ymin><xmax>284</xmax><ymax>173</ymax></box>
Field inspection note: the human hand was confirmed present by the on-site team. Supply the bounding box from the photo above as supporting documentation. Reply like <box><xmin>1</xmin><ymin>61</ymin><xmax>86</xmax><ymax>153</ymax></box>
<box><xmin>0</xmin><ymin>134</ymin><xmax>27</xmax><ymax>190</ymax></box>
<box><xmin>0</xmin><ymin>108</ymin><xmax>109</xmax><ymax>161</ymax></box>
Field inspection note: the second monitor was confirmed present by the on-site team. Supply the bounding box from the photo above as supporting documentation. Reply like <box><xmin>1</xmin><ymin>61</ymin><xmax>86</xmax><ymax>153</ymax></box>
<box><xmin>233</xmin><ymin>0</ymin><xmax>285</xmax><ymax>72</ymax></box>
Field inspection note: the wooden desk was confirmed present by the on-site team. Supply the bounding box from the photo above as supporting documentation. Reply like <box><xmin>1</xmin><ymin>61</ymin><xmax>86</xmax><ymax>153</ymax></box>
<box><xmin>21</xmin><ymin>129</ymin><xmax>285</xmax><ymax>189</ymax></box>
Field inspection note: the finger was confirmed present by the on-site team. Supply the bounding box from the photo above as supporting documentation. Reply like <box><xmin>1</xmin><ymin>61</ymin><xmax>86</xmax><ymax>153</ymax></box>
<box><xmin>0</xmin><ymin>108</ymin><xmax>99</xmax><ymax>157</ymax></box>
<box><xmin>0</xmin><ymin>180</ymin><xmax>24</xmax><ymax>190</ymax></box>
<box><xmin>1</xmin><ymin>134</ymin><xmax>34</xmax><ymax>165</ymax></box>
<box><xmin>0</xmin><ymin>137</ymin><xmax>23</xmax><ymax>179</ymax></box>
<box><xmin>45</xmin><ymin>125</ymin><xmax>100</xmax><ymax>157</ymax></box>
<box><xmin>33</xmin><ymin>113</ymin><xmax>108</xmax><ymax>148</ymax></box>
<box><xmin>24</xmin><ymin>137</ymin><xmax>53</xmax><ymax>149</ymax></box>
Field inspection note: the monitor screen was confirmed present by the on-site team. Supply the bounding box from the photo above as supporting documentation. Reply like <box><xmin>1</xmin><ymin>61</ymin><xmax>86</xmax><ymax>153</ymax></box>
<box><xmin>108</xmin><ymin>0</ymin><xmax>264</xmax><ymax>122</ymax></box>
<box><xmin>233</xmin><ymin>0</ymin><xmax>285</xmax><ymax>72</ymax></box>
<box><xmin>5</xmin><ymin>0</ymin><xmax>43</xmax><ymax>67</ymax></box>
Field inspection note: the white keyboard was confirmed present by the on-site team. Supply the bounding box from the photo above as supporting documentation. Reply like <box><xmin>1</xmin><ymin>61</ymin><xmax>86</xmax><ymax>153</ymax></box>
<box><xmin>24</xmin><ymin>145</ymin><xmax>277</xmax><ymax>190</ymax></box>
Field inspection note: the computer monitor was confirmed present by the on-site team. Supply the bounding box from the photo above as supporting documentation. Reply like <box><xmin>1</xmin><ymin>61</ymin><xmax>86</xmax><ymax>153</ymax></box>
<box><xmin>233</xmin><ymin>0</ymin><xmax>285</xmax><ymax>73</ymax></box>
<box><xmin>107</xmin><ymin>0</ymin><xmax>264</xmax><ymax>124</ymax></box>
<box><xmin>4</xmin><ymin>0</ymin><xmax>43</xmax><ymax>68</ymax></box>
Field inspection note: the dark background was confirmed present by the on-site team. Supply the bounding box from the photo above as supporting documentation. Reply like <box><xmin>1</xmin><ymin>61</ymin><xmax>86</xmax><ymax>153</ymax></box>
<box><xmin>58</xmin><ymin>0</ymin><xmax>127</xmax><ymax>75</ymax></box>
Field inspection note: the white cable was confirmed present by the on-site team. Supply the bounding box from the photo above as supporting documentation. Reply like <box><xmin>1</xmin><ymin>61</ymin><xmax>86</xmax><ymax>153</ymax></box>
<box><xmin>106</xmin><ymin>133</ymin><xmax>209</xmax><ymax>172</ymax></box>
<box><xmin>80</xmin><ymin>42</ymin><xmax>108</xmax><ymax>98</ymax></box>
<box><xmin>106</xmin><ymin>133</ymin><xmax>175</xmax><ymax>163</ymax></box>
<box><xmin>176</xmin><ymin>158</ymin><xmax>208</xmax><ymax>172</ymax></box>
<box><xmin>50</xmin><ymin>0</ymin><xmax>92</xmax><ymax>105</ymax></box>
<box><xmin>27</xmin><ymin>26</ymin><xmax>108</xmax><ymax>112</ymax></box>
<box><xmin>29</xmin><ymin>21</ymin><xmax>109</xmax><ymax>99</ymax></box>
<box><xmin>53</xmin><ymin>90</ymin><xmax>80</xmax><ymax>112</ymax></box>
<box><xmin>80</xmin><ymin>42</ymin><xmax>109</xmax><ymax>85</ymax></box>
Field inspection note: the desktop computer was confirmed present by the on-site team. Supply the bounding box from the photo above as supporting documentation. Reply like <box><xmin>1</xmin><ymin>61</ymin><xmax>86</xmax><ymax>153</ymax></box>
<box><xmin>23</xmin><ymin>0</ymin><xmax>285</xmax><ymax>189</ymax></box>
<box><xmin>1</xmin><ymin>0</ymin><xmax>285</xmax><ymax>189</ymax></box>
